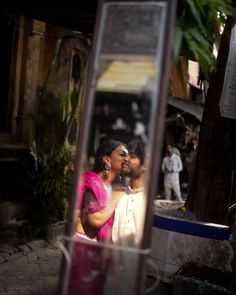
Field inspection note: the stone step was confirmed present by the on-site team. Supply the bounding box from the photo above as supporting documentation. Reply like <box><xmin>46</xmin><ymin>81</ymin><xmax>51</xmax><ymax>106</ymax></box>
<box><xmin>0</xmin><ymin>132</ymin><xmax>12</xmax><ymax>143</ymax></box>
<box><xmin>0</xmin><ymin>143</ymin><xmax>30</xmax><ymax>161</ymax></box>
<box><xmin>0</xmin><ymin>201</ymin><xmax>30</xmax><ymax>226</ymax></box>
<box><xmin>0</xmin><ymin>223</ymin><xmax>31</xmax><ymax>245</ymax></box>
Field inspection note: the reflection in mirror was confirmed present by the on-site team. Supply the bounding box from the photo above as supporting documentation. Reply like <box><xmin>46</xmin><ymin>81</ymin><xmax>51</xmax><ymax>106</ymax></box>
<box><xmin>60</xmin><ymin>1</ymin><xmax>176</xmax><ymax>295</ymax></box>
<box><xmin>70</xmin><ymin>1</ymin><xmax>166</xmax><ymax>244</ymax></box>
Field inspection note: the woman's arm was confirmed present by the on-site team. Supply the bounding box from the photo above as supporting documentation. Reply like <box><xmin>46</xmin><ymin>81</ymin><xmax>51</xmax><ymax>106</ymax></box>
<box><xmin>176</xmin><ymin>156</ymin><xmax>183</xmax><ymax>172</ymax></box>
<box><xmin>83</xmin><ymin>189</ymin><xmax>123</xmax><ymax>229</ymax></box>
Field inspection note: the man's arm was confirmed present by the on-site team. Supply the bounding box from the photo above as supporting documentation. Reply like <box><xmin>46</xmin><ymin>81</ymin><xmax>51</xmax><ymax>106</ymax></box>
<box><xmin>161</xmin><ymin>157</ymin><xmax>167</xmax><ymax>173</ymax></box>
<box><xmin>176</xmin><ymin>156</ymin><xmax>183</xmax><ymax>172</ymax></box>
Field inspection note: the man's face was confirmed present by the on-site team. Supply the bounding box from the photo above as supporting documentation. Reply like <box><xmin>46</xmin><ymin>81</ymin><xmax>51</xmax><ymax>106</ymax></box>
<box><xmin>122</xmin><ymin>152</ymin><xmax>142</xmax><ymax>179</ymax></box>
<box><xmin>126</xmin><ymin>152</ymin><xmax>142</xmax><ymax>179</ymax></box>
<box><xmin>166</xmin><ymin>145</ymin><xmax>173</xmax><ymax>156</ymax></box>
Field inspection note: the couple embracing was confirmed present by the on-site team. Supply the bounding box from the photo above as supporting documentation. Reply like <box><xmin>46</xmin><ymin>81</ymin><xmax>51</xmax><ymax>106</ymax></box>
<box><xmin>68</xmin><ymin>137</ymin><xmax>146</xmax><ymax>294</ymax></box>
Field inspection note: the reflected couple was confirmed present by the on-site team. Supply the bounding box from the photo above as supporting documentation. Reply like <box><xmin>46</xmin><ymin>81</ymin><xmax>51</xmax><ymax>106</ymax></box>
<box><xmin>75</xmin><ymin>137</ymin><xmax>146</xmax><ymax>245</ymax></box>
<box><xmin>75</xmin><ymin>139</ymin><xmax>129</xmax><ymax>242</ymax></box>
<box><xmin>68</xmin><ymin>137</ymin><xmax>146</xmax><ymax>294</ymax></box>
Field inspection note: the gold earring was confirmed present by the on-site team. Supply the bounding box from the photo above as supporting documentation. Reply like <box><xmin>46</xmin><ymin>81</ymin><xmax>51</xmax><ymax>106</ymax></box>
<box><xmin>102</xmin><ymin>162</ymin><xmax>111</xmax><ymax>179</ymax></box>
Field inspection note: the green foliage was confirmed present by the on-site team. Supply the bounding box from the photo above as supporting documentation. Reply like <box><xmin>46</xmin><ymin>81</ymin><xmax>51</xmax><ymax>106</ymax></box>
<box><xmin>59</xmin><ymin>89</ymin><xmax>79</xmax><ymax>122</ymax></box>
<box><xmin>24</xmin><ymin>31</ymin><xmax>90</xmax><ymax>238</ymax></box>
<box><xmin>59</xmin><ymin>89</ymin><xmax>80</xmax><ymax>143</ymax></box>
<box><xmin>173</xmin><ymin>0</ymin><xmax>236</xmax><ymax>80</ymax></box>
<box><xmin>25</xmin><ymin>92</ymin><xmax>77</xmax><ymax>238</ymax></box>
<box><xmin>26</xmin><ymin>140</ymin><xmax>72</xmax><ymax>237</ymax></box>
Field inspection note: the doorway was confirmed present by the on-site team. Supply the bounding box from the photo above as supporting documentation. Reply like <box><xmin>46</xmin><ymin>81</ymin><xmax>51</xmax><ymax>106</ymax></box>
<box><xmin>0</xmin><ymin>10</ymin><xmax>16</xmax><ymax>133</ymax></box>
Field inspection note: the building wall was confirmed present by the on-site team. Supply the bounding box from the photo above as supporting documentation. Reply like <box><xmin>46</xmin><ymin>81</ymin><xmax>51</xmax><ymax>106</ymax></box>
<box><xmin>11</xmin><ymin>17</ymin><xmax>90</xmax><ymax>144</ymax></box>
<box><xmin>170</xmin><ymin>57</ymin><xmax>204</xmax><ymax>102</ymax></box>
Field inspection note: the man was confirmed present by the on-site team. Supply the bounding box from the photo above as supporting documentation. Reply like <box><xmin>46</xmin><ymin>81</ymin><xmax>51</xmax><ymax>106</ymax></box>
<box><xmin>105</xmin><ymin>139</ymin><xmax>146</xmax><ymax>295</ymax></box>
<box><xmin>161</xmin><ymin>144</ymin><xmax>183</xmax><ymax>202</ymax></box>
<box><xmin>112</xmin><ymin>138</ymin><xmax>146</xmax><ymax>247</ymax></box>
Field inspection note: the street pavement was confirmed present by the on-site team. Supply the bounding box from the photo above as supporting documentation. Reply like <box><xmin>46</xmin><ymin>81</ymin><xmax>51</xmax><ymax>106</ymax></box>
<box><xmin>1</xmin><ymin>237</ymin><xmax>235</xmax><ymax>295</ymax></box>
<box><xmin>0</xmin><ymin>240</ymin><xmax>62</xmax><ymax>295</ymax></box>
<box><xmin>0</xmin><ymin>239</ymin><xmax>172</xmax><ymax>295</ymax></box>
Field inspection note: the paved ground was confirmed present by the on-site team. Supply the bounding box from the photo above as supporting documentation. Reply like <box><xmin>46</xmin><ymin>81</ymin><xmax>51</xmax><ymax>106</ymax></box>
<box><xmin>0</xmin><ymin>240</ymin><xmax>62</xmax><ymax>295</ymax></box>
<box><xmin>0</xmin><ymin>239</ymin><xmax>172</xmax><ymax>295</ymax></box>
<box><xmin>0</xmin><ymin>235</ymin><xmax>235</xmax><ymax>294</ymax></box>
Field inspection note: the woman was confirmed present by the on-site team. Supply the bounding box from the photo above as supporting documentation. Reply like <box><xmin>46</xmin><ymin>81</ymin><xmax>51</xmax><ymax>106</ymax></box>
<box><xmin>68</xmin><ymin>139</ymin><xmax>129</xmax><ymax>295</ymax></box>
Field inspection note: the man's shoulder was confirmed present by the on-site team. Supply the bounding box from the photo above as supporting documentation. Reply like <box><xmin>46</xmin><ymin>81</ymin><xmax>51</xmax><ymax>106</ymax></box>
<box><xmin>162</xmin><ymin>155</ymin><xmax>168</xmax><ymax>161</ymax></box>
<box><xmin>172</xmin><ymin>153</ymin><xmax>181</xmax><ymax>160</ymax></box>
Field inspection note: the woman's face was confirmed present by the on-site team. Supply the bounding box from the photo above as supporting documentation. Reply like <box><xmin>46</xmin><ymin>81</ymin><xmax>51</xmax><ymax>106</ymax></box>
<box><xmin>108</xmin><ymin>145</ymin><xmax>129</xmax><ymax>175</ymax></box>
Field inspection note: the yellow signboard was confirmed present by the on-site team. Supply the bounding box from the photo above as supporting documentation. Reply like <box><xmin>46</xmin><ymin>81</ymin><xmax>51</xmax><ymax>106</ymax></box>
<box><xmin>97</xmin><ymin>60</ymin><xmax>155</xmax><ymax>93</ymax></box>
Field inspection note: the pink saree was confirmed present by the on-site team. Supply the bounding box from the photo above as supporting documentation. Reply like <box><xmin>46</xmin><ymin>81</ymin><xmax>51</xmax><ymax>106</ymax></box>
<box><xmin>67</xmin><ymin>172</ymin><xmax>113</xmax><ymax>295</ymax></box>
<box><xmin>77</xmin><ymin>171</ymin><xmax>114</xmax><ymax>241</ymax></box>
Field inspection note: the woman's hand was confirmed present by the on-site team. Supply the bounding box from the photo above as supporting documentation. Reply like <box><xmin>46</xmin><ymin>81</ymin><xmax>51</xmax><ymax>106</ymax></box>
<box><xmin>87</xmin><ymin>191</ymin><xmax>124</xmax><ymax>229</ymax></box>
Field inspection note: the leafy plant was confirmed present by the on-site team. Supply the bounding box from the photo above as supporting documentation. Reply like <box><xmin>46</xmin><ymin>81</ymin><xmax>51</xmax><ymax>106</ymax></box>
<box><xmin>59</xmin><ymin>89</ymin><xmax>81</xmax><ymax>144</ymax></box>
<box><xmin>173</xmin><ymin>0</ymin><xmax>236</xmax><ymax>80</ymax></box>
<box><xmin>25</xmin><ymin>111</ymin><xmax>73</xmax><ymax>238</ymax></box>
<box><xmin>24</xmin><ymin>88</ymin><xmax>83</xmax><ymax>238</ymax></box>
<box><xmin>24</xmin><ymin>30</ymin><xmax>90</xmax><ymax>238</ymax></box>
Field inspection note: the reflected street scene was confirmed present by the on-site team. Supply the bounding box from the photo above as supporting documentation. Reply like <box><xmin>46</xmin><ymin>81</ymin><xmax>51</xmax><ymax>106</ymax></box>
<box><xmin>61</xmin><ymin>1</ymin><xmax>174</xmax><ymax>295</ymax></box>
<box><xmin>0</xmin><ymin>1</ymin><xmax>235</xmax><ymax>295</ymax></box>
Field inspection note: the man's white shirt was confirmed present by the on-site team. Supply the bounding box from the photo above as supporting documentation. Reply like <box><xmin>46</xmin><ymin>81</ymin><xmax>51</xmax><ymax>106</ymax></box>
<box><xmin>161</xmin><ymin>153</ymin><xmax>183</xmax><ymax>182</ymax></box>
<box><xmin>112</xmin><ymin>187</ymin><xmax>146</xmax><ymax>247</ymax></box>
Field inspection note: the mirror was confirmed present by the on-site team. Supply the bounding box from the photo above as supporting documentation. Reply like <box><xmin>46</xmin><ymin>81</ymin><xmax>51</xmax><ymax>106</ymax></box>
<box><xmin>59</xmin><ymin>1</ymin><xmax>176</xmax><ymax>294</ymax></box>
<box><xmin>74</xmin><ymin>0</ymin><xmax>168</xmax><ymax>245</ymax></box>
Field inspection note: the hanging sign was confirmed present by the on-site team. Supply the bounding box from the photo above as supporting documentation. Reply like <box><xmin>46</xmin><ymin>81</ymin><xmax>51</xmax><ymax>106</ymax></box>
<box><xmin>220</xmin><ymin>24</ymin><xmax>236</xmax><ymax>119</ymax></box>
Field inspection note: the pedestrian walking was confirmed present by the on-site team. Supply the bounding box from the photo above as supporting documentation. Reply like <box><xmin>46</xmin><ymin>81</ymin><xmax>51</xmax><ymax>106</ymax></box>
<box><xmin>161</xmin><ymin>144</ymin><xmax>183</xmax><ymax>202</ymax></box>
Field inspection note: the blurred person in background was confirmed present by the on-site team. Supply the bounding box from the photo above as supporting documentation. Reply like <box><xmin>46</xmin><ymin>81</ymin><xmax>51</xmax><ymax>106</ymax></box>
<box><xmin>161</xmin><ymin>144</ymin><xmax>183</xmax><ymax>202</ymax></box>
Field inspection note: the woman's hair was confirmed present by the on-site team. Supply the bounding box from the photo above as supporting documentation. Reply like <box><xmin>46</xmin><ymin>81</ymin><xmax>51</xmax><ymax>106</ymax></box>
<box><xmin>93</xmin><ymin>139</ymin><xmax>125</xmax><ymax>172</ymax></box>
<box><xmin>127</xmin><ymin>137</ymin><xmax>145</xmax><ymax>165</ymax></box>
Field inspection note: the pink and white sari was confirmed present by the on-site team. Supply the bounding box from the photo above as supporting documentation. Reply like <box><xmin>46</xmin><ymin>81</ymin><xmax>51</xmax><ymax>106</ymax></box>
<box><xmin>67</xmin><ymin>172</ymin><xmax>113</xmax><ymax>295</ymax></box>
<box><xmin>77</xmin><ymin>171</ymin><xmax>113</xmax><ymax>241</ymax></box>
